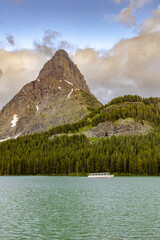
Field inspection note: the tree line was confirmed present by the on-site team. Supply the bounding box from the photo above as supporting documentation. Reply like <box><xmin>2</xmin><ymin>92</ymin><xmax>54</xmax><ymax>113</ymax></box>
<box><xmin>108</xmin><ymin>95</ymin><xmax>160</xmax><ymax>106</ymax></box>
<box><xmin>0</xmin><ymin>131</ymin><xmax>160</xmax><ymax>175</ymax></box>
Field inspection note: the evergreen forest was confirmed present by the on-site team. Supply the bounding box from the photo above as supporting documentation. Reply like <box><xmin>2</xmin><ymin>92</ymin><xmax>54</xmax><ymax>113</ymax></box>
<box><xmin>0</xmin><ymin>95</ymin><xmax>160</xmax><ymax>176</ymax></box>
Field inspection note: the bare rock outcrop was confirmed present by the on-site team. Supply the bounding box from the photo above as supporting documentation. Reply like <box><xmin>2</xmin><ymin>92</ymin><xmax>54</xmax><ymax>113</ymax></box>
<box><xmin>84</xmin><ymin>118</ymin><xmax>152</xmax><ymax>138</ymax></box>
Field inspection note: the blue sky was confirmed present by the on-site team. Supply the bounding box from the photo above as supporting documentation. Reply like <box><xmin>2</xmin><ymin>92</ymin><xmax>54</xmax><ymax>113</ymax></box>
<box><xmin>0</xmin><ymin>0</ymin><xmax>160</xmax><ymax>108</ymax></box>
<box><xmin>0</xmin><ymin>0</ymin><xmax>158</xmax><ymax>50</ymax></box>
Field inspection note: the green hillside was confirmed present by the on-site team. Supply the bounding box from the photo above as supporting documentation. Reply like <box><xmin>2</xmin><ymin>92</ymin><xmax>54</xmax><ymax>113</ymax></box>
<box><xmin>1</xmin><ymin>95</ymin><xmax>160</xmax><ymax>176</ymax></box>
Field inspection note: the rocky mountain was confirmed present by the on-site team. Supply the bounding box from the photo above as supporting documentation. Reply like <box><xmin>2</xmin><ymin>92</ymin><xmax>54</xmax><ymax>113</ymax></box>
<box><xmin>48</xmin><ymin>95</ymin><xmax>159</xmax><ymax>139</ymax></box>
<box><xmin>0</xmin><ymin>49</ymin><xmax>102</xmax><ymax>141</ymax></box>
<box><xmin>83</xmin><ymin>118</ymin><xmax>152</xmax><ymax>138</ymax></box>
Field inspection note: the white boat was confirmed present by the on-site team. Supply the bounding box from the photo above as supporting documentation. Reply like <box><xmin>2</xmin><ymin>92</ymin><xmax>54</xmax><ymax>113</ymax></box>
<box><xmin>88</xmin><ymin>172</ymin><xmax>114</xmax><ymax>178</ymax></box>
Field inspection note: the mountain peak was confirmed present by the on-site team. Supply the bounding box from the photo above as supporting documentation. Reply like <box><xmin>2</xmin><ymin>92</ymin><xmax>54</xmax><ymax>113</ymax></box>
<box><xmin>38</xmin><ymin>49</ymin><xmax>91</xmax><ymax>93</ymax></box>
<box><xmin>0</xmin><ymin>49</ymin><xmax>102</xmax><ymax>140</ymax></box>
<box><xmin>54</xmin><ymin>49</ymin><xmax>69</xmax><ymax>58</ymax></box>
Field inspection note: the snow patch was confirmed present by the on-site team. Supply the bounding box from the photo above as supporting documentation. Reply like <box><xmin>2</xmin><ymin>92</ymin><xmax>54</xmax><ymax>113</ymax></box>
<box><xmin>0</xmin><ymin>137</ymin><xmax>10</xmax><ymax>143</ymax></box>
<box><xmin>22</xmin><ymin>89</ymin><xmax>26</xmax><ymax>95</ymax></box>
<box><xmin>58</xmin><ymin>87</ymin><xmax>61</xmax><ymax>90</ymax></box>
<box><xmin>64</xmin><ymin>80</ymin><xmax>73</xmax><ymax>86</ymax></box>
<box><xmin>11</xmin><ymin>114</ymin><xmax>18</xmax><ymax>127</ymax></box>
<box><xmin>36</xmin><ymin>105</ymin><xmax>39</xmax><ymax>112</ymax></box>
<box><xmin>15</xmin><ymin>133</ymin><xmax>21</xmax><ymax>139</ymax></box>
<box><xmin>67</xmin><ymin>88</ymin><xmax>73</xmax><ymax>98</ymax></box>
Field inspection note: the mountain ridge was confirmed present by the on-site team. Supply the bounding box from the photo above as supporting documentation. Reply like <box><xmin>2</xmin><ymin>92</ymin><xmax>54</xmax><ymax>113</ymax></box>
<box><xmin>0</xmin><ymin>49</ymin><xmax>102</xmax><ymax>140</ymax></box>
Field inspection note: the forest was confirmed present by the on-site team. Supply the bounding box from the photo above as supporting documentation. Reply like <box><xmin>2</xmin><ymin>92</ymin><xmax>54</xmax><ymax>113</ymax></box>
<box><xmin>0</xmin><ymin>95</ymin><xmax>160</xmax><ymax>176</ymax></box>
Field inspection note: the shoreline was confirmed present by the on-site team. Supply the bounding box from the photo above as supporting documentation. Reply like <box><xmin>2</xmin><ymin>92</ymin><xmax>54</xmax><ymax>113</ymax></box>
<box><xmin>1</xmin><ymin>174</ymin><xmax>160</xmax><ymax>177</ymax></box>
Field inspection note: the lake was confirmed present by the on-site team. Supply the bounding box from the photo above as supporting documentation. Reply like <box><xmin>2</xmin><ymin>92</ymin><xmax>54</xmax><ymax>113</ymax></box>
<box><xmin>0</xmin><ymin>176</ymin><xmax>160</xmax><ymax>239</ymax></box>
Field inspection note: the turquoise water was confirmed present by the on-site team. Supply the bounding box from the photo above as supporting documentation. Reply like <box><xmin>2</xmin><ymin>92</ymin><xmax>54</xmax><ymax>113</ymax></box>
<box><xmin>0</xmin><ymin>176</ymin><xmax>160</xmax><ymax>240</ymax></box>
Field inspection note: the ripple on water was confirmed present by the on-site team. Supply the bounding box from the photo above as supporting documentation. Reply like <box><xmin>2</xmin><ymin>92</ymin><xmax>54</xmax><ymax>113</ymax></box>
<box><xmin>0</xmin><ymin>176</ymin><xmax>160</xmax><ymax>240</ymax></box>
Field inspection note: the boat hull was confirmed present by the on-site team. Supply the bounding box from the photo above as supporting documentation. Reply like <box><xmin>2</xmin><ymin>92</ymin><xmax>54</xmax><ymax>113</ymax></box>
<box><xmin>88</xmin><ymin>175</ymin><xmax>114</xmax><ymax>178</ymax></box>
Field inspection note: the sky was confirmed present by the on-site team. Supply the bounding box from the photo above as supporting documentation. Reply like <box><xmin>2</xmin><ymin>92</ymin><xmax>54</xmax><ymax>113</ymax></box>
<box><xmin>0</xmin><ymin>0</ymin><xmax>160</xmax><ymax>109</ymax></box>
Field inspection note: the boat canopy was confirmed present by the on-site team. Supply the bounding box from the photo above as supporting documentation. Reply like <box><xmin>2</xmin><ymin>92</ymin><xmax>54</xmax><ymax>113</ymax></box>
<box><xmin>89</xmin><ymin>172</ymin><xmax>111</xmax><ymax>176</ymax></box>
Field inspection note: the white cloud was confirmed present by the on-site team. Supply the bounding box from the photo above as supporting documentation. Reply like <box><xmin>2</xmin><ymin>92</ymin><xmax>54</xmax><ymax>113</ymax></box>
<box><xmin>139</xmin><ymin>5</ymin><xmax>160</xmax><ymax>34</ymax></box>
<box><xmin>0</xmin><ymin>49</ymin><xmax>47</xmax><ymax>109</ymax></box>
<box><xmin>72</xmin><ymin>31</ymin><xmax>160</xmax><ymax>103</ymax></box>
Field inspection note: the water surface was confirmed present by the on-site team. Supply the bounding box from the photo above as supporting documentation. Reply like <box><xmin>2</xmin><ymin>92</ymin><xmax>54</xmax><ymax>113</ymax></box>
<box><xmin>0</xmin><ymin>176</ymin><xmax>160</xmax><ymax>239</ymax></box>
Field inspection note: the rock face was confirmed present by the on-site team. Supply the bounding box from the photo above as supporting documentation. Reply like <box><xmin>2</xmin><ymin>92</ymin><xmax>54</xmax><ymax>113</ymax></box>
<box><xmin>0</xmin><ymin>50</ymin><xmax>102</xmax><ymax>140</ymax></box>
<box><xmin>38</xmin><ymin>50</ymin><xmax>91</xmax><ymax>93</ymax></box>
<box><xmin>84</xmin><ymin>118</ymin><xmax>152</xmax><ymax>138</ymax></box>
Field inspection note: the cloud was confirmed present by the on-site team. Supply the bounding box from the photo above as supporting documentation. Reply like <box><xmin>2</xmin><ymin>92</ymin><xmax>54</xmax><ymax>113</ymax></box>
<box><xmin>58</xmin><ymin>41</ymin><xmax>74</xmax><ymax>51</ymax></box>
<box><xmin>33</xmin><ymin>29</ymin><xmax>73</xmax><ymax>56</ymax></box>
<box><xmin>0</xmin><ymin>68</ymin><xmax>3</xmax><ymax>78</ymax></box>
<box><xmin>118</xmin><ymin>7</ymin><xmax>136</xmax><ymax>27</ymax></box>
<box><xmin>6</xmin><ymin>34</ymin><xmax>15</xmax><ymax>46</ymax></box>
<box><xmin>33</xmin><ymin>30</ymin><xmax>60</xmax><ymax>56</ymax></box>
<box><xmin>113</xmin><ymin>0</ymin><xmax>152</xmax><ymax>7</ymax></box>
<box><xmin>0</xmin><ymin>49</ymin><xmax>47</xmax><ymax>109</ymax></box>
<box><xmin>42</xmin><ymin>30</ymin><xmax>61</xmax><ymax>46</ymax></box>
<box><xmin>72</xmin><ymin>31</ymin><xmax>160</xmax><ymax>103</ymax></box>
<box><xmin>113</xmin><ymin>0</ymin><xmax>153</xmax><ymax>28</ymax></box>
<box><xmin>114</xmin><ymin>0</ymin><xmax>122</xmax><ymax>3</ymax></box>
<box><xmin>104</xmin><ymin>13</ymin><xmax>119</xmax><ymax>23</ymax></box>
<box><xmin>139</xmin><ymin>5</ymin><xmax>160</xmax><ymax>34</ymax></box>
<box><xmin>132</xmin><ymin>0</ymin><xmax>152</xmax><ymax>9</ymax></box>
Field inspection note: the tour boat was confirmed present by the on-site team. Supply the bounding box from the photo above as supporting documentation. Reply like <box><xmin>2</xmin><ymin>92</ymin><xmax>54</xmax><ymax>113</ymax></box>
<box><xmin>88</xmin><ymin>172</ymin><xmax>114</xmax><ymax>178</ymax></box>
